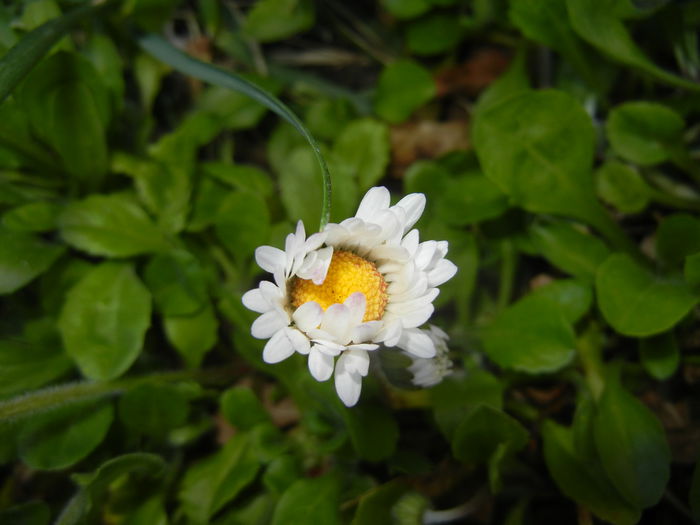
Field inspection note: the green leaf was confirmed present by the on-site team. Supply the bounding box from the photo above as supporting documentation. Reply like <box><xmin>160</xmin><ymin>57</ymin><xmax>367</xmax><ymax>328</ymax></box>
<box><xmin>530</xmin><ymin>221</ymin><xmax>610</xmax><ymax>282</ymax></box>
<box><xmin>0</xmin><ymin>227</ymin><xmax>64</xmax><ymax>294</ymax></box>
<box><xmin>144</xmin><ymin>251</ymin><xmax>209</xmax><ymax>317</ymax></box>
<box><xmin>473</xmin><ymin>90</ymin><xmax>608</xmax><ymax>231</ymax></box>
<box><xmin>595</xmin><ymin>161</ymin><xmax>650</xmax><ymax>214</ymax></box>
<box><xmin>482</xmin><ymin>294</ymin><xmax>576</xmax><ymax>373</ymax></box>
<box><xmin>381</xmin><ymin>0</ymin><xmax>430</xmax><ymax>19</ymax></box>
<box><xmin>0</xmin><ymin>501</ymin><xmax>50</xmax><ymax>525</ymax></box>
<box><xmin>19</xmin><ymin>402</ymin><xmax>113</xmax><ymax>470</ymax></box>
<box><xmin>374</xmin><ymin>60</ymin><xmax>435</xmax><ymax>124</ymax></box>
<box><xmin>272</xmin><ymin>475</ymin><xmax>341</xmax><ymax>525</ymax></box>
<box><xmin>606</xmin><ymin>102</ymin><xmax>685</xmax><ymax>166</ymax></box>
<box><xmin>138</xmin><ymin>33</ymin><xmax>331</xmax><ymax>229</ymax></box>
<box><xmin>58</xmin><ymin>262</ymin><xmax>152</xmax><ymax>381</ymax></box>
<box><xmin>542</xmin><ymin>421</ymin><xmax>641</xmax><ymax>525</ymax></box>
<box><xmin>0</xmin><ymin>1</ymin><xmax>107</xmax><ymax>104</ymax></box>
<box><xmin>56</xmin><ymin>453</ymin><xmax>165</xmax><ymax>525</ymax></box>
<box><xmin>278</xmin><ymin>146</ymin><xmax>324</xmax><ymax>230</ymax></box>
<box><xmin>509</xmin><ymin>0</ymin><xmax>609</xmax><ymax>92</ymax></box>
<box><xmin>567</xmin><ymin>0</ymin><xmax>699</xmax><ymax>90</ymax></box>
<box><xmin>451</xmin><ymin>405</ymin><xmax>529</xmax><ymax>464</ymax></box>
<box><xmin>352</xmin><ymin>480</ymin><xmax>408</xmax><ymax>525</ymax></box>
<box><xmin>431</xmin><ymin>371</ymin><xmax>503</xmax><ymax>440</ymax></box>
<box><xmin>263</xmin><ymin>455</ymin><xmax>302</xmax><ymax>495</ymax></box>
<box><xmin>179</xmin><ymin>433</ymin><xmax>260</xmax><ymax>525</ymax></box>
<box><xmin>221</xmin><ymin>387</ymin><xmax>270</xmax><ymax>431</ymax></box>
<box><xmin>344</xmin><ymin>404</ymin><xmax>399</xmax><ymax>462</ymax></box>
<box><xmin>198</xmin><ymin>82</ymin><xmax>278</xmax><ymax>130</ymax></box>
<box><xmin>596</xmin><ymin>253</ymin><xmax>697</xmax><ymax>336</ymax></box>
<box><xmin>593</xmin><ymin>379</ymin><xmax>670</xmax><ymax>508</ymax></box>
<box><xmin>203</xmin><ymin>162</ymin><xmax>274</xmax><ymax>197</ymax></box>
<box><xmin>685</xmin><ymin>253</ymin><xmax>700</xmax><ymax>288</ymax></box>
<box><xmin>20</xmin><ymin>52</ymin><xmax>110</xmax><ymax>187</ymax></box>
<box><xmin>656</xmin><ymin>213</ymin><xmax>700</xmax><ymax>267</ymax></box>
<box><xmin>112</xmin><ymin>152</ymin><xmax>192</xmax><ymax>235</ymax></box>
<box><xmin>0</xmin><ymin>338</ymin><xmax>72</xmax><ymax>399</ymax></box>
<box><xmin>163</xmin><ymin>304</ymin><xmax>219</xmax><ymax>368</ymax></box>
<box><xmin>639</xmin><ymin>331</ymin><xmax>679</xmax><ymax>381</ymax></box>
<box><xmin>529</xmin><ymin>279</ymin><xmax>593</xmax><ymax>324</ymax></box>
<box><xmin>59</xmin><ymin>193</ymin><xmax>170</xmax><ymax>257</ymax></box>
<box><xmin>404</xmin><ymin>159</ymin><xmax>509</xmax><ymax>227</ymax></box>
<box><xmin>243</xmin><ymin>0</ymin><xmax>315</xmax><ymax>42</ymax></box>
<box><xmin>332</xmin><ymin>118</ymin><xmax>390</xmax><ymax>191</ymax></box>
<box><xmin>406</xmin><ymin>14</ymin><xmax>462</xmax><ymax>56</ymax></box>
<box><xmin>118</xmin><ymin>384</ymin><xmax>189</xmax><ymax>437</ymax></box>
<box><xmin>215</xmin><ymin>191</ymin><xmax>271</xmax><ymax>263</ymax></box>
<box><xmin>2</xmin><ymin>201</ymin><xmax>61</xmax><ymax>232</ymax></box>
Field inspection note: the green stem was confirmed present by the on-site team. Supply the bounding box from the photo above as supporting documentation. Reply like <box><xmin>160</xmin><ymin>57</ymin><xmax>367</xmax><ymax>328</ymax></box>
<box><xmin>138</xmin><ymin>33</ymin><xmax>332</xmax><ymax>230</ymax></box>
<box><xmin>0</xmin><ymin>367</ymin><xmax>239</xmax><ymax>423</ymax></box>
<box><xmin>576</xmin><ymin>323</ymin><xmax>605</xmax><ymax>401</ymax></box>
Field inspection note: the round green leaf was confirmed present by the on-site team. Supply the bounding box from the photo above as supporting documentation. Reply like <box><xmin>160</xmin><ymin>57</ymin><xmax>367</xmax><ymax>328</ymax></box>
<box><xmin>118</xmin><ymin>384</ymin><xmax>189</xmax><ymax>437</ymax></box>
<box><xmin>243</xmin><ymin>0</ymin><xmax>315</xmax><ymax>43</ymax></box>
<box><xmin>381</xmin><ymin>0</ymin><xmax>430</xmax><ymax>19</ymax></box>
<box><xmin>2</xmin><ymin>201</ymin><xmax>61</xmax><ymax>232</ymax></box>
<box><xmin>221</xmin><ymin>387</ymin><xmax>270</xmax><ymax>431</ymax></box>
<box><xmin>529</xmin><ymin>279</ymin><xmax>593</xmax><ymax>324</ymax></box>
<box><xmin>451</xmin><ymin>405</ymin><xmax>529</xmax><ymax>464</ymax></box>
<box><xmin>271</xmin><ymin>475</ymin><xmax>341</xmax><ymax>525</ymax></box>
<box><xmin>639</xmin><ymin>331</ymin><xmax>679</xmax><ymax>381</ymax></box>
<box><xmin>593</xmin><ymin>380</ymin><xmax>670</xmax><ymax>508</ymax></box>
<box><xmin>482</xmin><ymin>294</ymin><xmax>576</xmax><ymax>373</ymax></box>
<box><xmin>374</xmin><ymin>60</ymin><xmax>435</xmax><ymax>124</ymax></box>
<box><xmin>331</xmin><ymin>118</ymin><xmax>390</xmax><ymax>191</ymax></box>
<box><xmin>163</xmin><ymin>304</ymin><xmax>218</xmax><ymax>368</ymax></box>
<box><xmin>473</xmin><ymin>89</ymin><xmax>604</xmax><ymax>227</ymax></box>
<box><xmin>144</xmin><ymin>251</ymin><xmax>209</xmax><ymax>317</ymax></box>
<box><xmin>606</xmin><ymin>102</ymin><xmax>685</xmax><ymax>166</ymax></box>
<box><xmin>59</xmin><ymin>193</ymin><xmax>170</xmax><ymax>257</ymax></box>
<box><xmin>596</xmin><ymin>253</ymin><xmax>697</xmax><ymax>337</ymax></box>
<box><xmin>542</xmin><ymin>421</ymin><xmax>641</xmax><ymax>525</ymax></box>
<box><xmin>179</xmin><ymin>434</ymin><xmax>260</xmax><ymax>524</ymax></box>
<box><xmin>215</xmin><ymin>191</ymin><xmax>271</xmax><ymax>263</ymax></box>
<box><xmin>344</xmin><ymin>404</ymin><xmax>399</xmax><ymax>462</ymax></box>
<box><xmin>530</xmin><ymin>221</ymin><xmax>610</xmax><ymax>282</ymax></box>
<box><xmin>595</xmin><ymin>161</ymin><xmax>650</xmax><ymax>214</ymax></box>
<box><xmin>406</xmin><ymin>14</ymin><xmax>462</xmax><ymax>56</ymax></box>
<box><xmin>656</xmin><ymin>213</ymin><xmax>700</xmax><ymax>267</ymax></box>
<box><xmin>0</xmin><ymin>501</ymin><xmax>50</xmax><ymax>525</ymax></box>
<box><xmin>58</xmin><ymin>262</ymin><xmax>152</xmax><ymax>380</ymax></box>
<box><xmin>19</xmin><ymin>403</ymin><xmax>113</xmax><ymax>470</ymax></box>
<box><xmin>0</xmin><ymin>228</ymin><xmax>65</xmax><ymax>295</ymax></box>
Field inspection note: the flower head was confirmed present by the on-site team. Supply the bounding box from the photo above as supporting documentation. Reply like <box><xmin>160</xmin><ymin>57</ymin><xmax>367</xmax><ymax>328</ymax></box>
<box><xmin>405</xmin><ymin>325</ymin><xmax>453</xmax><ymax>387</ymax></box>
<box><xmin>243</xmin><ymin>187</ymin><xmax>457</xmax><ymax>406</ymax></box>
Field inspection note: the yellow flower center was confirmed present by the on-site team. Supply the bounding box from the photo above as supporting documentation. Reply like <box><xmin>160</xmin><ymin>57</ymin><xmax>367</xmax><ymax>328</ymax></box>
<box><xmin>290</xmin><ymin>250</ymin><xmax>388</xmax><ymax>322</ymax></box>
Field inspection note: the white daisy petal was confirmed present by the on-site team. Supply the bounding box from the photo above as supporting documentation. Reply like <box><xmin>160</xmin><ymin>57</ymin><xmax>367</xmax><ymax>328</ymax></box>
<box><xmin>356</xmin><ymin>186</ymin><xmax>390</xmax><ymax>222</ymax></box>
<box><xmin>351</xmin><ymin>320</ymin><xmax>382</xmax><ymax>343</ymax></box>
<box><xmin>241</xmin><ymin>289</ymin><xmax>267</xmax><ymax>313</ymax></box>
<box><xmin>251</xmin><ymin>310</ymin><xmax>289</xmax><ymax>339</ymax></box>
<box><xmin>286</xmin><ymin>327</ymin><xmax>310</xmax><ymax>355</ymax></box>
<box><xmin>320</xmin><ymin>303</ymin><xmax>350</xmax><ymax>341</ymax></box>
<box><xmin>344</xmin><ymin>292</ymin><xmax>367</xmax><ymax>327</ymax></box>
<box><xmin>396</xmin><ymin>193</ymin><xmax>426</xmax><ymax>233</ymax></box>
<box><xmin>262</xmin><ymin>330</ymin><xmax>295</xmax><ymax>363</ymax></box>
<box><xmin>255</xmin><ymin>246</ymin><xmax>286</xmax><ymax>273</ymax></box>
<box><xmin>398</xmin><ymin>328</ymin><xmax>436</xmax><ymax>358</ymax></box>
<box><xmin>308</xmin><ymin>347</ymin><xmax>335</xmax><ymax>381</ymax></box>
<box><xmin>344</xmin><ymin>349</ymin><xmax>370</xmax><ymax>376</ymax></box>
<box><xmin>292</xmin><ymin>301</ymin><xmax>323</xmax><ymax>332</ymax></box>
<box><xmin>349</xmin><ymin>343</ymin><xmax>379</xmax><ymax>351</ymax></box>
<box><xmin>428</xmin><ymin>259</ymin><xmax>458</xmax><ymax>287</ymax></box>
<box><xmin>335</xmin><ymin>368</ymin><xmax>362</xmax><ymax>407</ymax></box>
<box><xmin>311</xmin><ymin>341</ymin><xmax>345</xmax><ymax>353</ymax></box>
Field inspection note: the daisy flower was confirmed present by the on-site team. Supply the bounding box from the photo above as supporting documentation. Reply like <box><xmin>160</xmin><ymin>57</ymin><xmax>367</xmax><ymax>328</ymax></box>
<box><xmin>242</xmin><ymin>186</ymin><xmax>457</xmax><ymax>406</ymax></box>
<box><xmin>405</xmin><ymin>325</ymin><xmax>453</xmax><ymax>387</ymax></box>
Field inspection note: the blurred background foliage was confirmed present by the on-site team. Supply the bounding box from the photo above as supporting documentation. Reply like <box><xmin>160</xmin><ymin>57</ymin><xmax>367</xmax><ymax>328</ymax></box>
<box><xmin>1</xmin><ymin>0</ymin><xmax>700</xmax><ymax>523</ymax></box>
